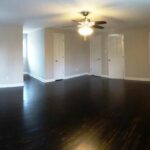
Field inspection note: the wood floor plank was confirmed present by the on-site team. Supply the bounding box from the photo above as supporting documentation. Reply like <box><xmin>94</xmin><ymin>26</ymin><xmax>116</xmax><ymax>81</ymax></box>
<box><xmin>0</xmin><ymin>75</ymin><xmax>150</xmax><ymax>149</ymax></box>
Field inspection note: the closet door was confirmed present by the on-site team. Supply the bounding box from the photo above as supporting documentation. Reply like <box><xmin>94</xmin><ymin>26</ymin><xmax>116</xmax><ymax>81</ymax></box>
<box><xmin>108</xmin><ymin>34</ymin><xmax>125</xmax><ymax>79</ymax></box>
<box><xmin>90</xmin><ymin>35</ymin><xmax>102</xmax><ymax>76</ymax></box>
<box><xmin>54</xmin><ymin>33</ymin><xmax>65</xmax><ymax>80</ymax></box>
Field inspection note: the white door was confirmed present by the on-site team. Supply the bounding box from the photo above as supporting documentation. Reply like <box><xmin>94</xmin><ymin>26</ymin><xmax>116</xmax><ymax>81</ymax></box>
<box><xmin>54</xmin><ymin>33</ymin><xmax>65</xmax><ymax>80</ymax></box>
<box><xmin>108</xmin><ymin>34</ymin><xmax>124</xmax><ymax>79</ymax></box>
<box><xmin>90</xmin><ymin>35</ymin><xmax>102</xmax><ymax>76</ymax></box>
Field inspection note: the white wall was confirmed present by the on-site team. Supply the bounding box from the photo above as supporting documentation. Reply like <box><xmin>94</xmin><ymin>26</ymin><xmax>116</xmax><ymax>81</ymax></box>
<box><xmin>27</xmin><ymin>29</ymin><xmax>46</xmax><ymax>80</ymax></box>
<box><xmin>0</xmin><ymin>25</ymin><xmax>23</xmax><ymax>87</ymax></box>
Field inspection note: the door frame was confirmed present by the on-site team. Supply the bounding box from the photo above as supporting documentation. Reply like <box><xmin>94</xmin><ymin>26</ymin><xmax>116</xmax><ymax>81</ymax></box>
<box><xmin>149</xmin><ymin>33</ymin><xmax>150</xmax><ymax>74</ymax></box>
<box><xmin>53</xmin><ymin>33</ymin><xmax>65</xmax><ymax>80</ymax></box>
<box><xmin>90</xmin><ymin>34</ymin><xmax>102</xmax><ymax>76</ymax></box>
<box><xmin>108</xmin><ymin>34</ymin><xmax>125</xmax><ymax>79</ymax></box>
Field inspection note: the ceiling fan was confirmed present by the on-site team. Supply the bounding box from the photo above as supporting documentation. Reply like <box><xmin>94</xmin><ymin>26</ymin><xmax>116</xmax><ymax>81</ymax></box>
<box><xmin>72</xmin><ymin>11</ymin><xmax>107</xmax><ymax>39</ymax></box>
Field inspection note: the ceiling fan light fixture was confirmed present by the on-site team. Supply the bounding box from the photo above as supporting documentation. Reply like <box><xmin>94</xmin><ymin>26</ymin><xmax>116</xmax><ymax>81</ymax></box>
<box><xmin>78</xmin><ymin>26</ymin><xmax>94</xmax><ymax>36</ymax></box>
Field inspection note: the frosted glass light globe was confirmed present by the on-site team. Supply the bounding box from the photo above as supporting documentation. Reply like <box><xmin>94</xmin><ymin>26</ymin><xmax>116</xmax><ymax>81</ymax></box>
<box><xmin>78</xmin><ymin>26</ymin><xmax>93</xmax><ymax>36</ymax></box>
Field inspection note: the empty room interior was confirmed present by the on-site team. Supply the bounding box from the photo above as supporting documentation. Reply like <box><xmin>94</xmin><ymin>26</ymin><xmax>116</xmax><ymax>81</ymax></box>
<box><xmin>0</xmin><ymin>0</ymin><xmax>150</xmax><ymax>149</ymax></box>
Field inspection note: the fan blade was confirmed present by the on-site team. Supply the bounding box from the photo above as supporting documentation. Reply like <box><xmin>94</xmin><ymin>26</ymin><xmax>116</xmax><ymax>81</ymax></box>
<box><xmin>95</xmin><ymin>21</ymin><xmax>107</xmax><ymax>24</ymax></box>
<box><xmin>93</xmin><ymin>25</ymin><xmax>104</xmax><ymax>29</ymax></box>
<box><xmin>61</xmin><ymin>25</ymin><xmax>76</xmax><ymax>28</ymax></box>
<box><xmin>72</xmin><ymin>19</ymin><xmax>84</xmax><ymax>23</ymax></box>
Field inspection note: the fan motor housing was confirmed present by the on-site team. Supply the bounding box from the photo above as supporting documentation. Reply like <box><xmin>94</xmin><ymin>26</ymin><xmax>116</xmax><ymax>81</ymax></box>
<box><xmin>81</xmin><ymin>11</ymin><xmax>90</xmax><ymax>17</ymax></box>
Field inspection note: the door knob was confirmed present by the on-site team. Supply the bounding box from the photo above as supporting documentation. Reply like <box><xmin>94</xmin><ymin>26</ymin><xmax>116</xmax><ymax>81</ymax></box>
<box><xmin>97</xmin><ymin>58</ymin><xmax>101</xmax><ymax>61</ymax></box>
<box><xmin>56</xmin><ymin>60</ymin><xmax>58</xmax><ymax>62</ymax></box>
<box><xmin>108</xmin><ymin>59</ymin><xmax>111</xmax><ymax>62</ymax></box>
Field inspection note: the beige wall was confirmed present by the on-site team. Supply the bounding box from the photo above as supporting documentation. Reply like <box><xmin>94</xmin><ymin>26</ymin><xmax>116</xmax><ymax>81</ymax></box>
<box><xmin>45</xmin><ymin>28</ymin><xmax>90</xmax><ymax>80</ymax></box>
<box><xmin>44</xmin><ymin>28</ymin><xmax>54</xmax><ymax>80</ymax></box>
<box><xmin>27</xmin><ymin>29</ymin><xmax>46</xmax><ymax>79</ymax></box>
<box><xmin>1</xmin><ymin>26</ymin><xmax>149</xmax><ymax>87</ymax></box>
<box><xmin>64</xmin><ymin>31</ymin><xmax>90</xmax><ymax>76</ymax></box>
<box><xmin>100</xmin><ymin>28</ymin><xmax>150</xmax><ymax>78</ymax></box>
<box><xmin>26</xmin><ymin>27</ymin><xmax>150</xmax><ymax>82</ymax></box>
<box><xmin>0</xmin><ymin>25</ymin><xmax>23</xmax><ymax>87</ymax></box>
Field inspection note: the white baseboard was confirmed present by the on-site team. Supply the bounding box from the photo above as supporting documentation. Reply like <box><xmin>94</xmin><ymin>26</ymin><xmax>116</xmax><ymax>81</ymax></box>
<box><xmin>101</xmin><ymin>74</ymin><xmax>124</xmax><ymax>79</ymax></box>
<box><xmin>0</xmin><ymin>83</ymin><xmax>24</xmax><ymax>88</ymax></box>
<box><xmin>25</xmin><ymin>72</ymin><xmax>89</xmax><ymax>83</ymax></box>
<box><xmin>23</xmin><ymin>72</ymin><xmax>28</xmax><ymax>75</ymax></box>
<box><xmin>101</xmin><ymin>74</ymin><xmax>150</xmax><ymax>82</ymax></box>
<box><xmin>64</xmin><ymin>73</ymin><xmax>89</xmax><ymax>79</ymax></box>
<box><xmin>24</xmin><ymin>72</ymin><xmax>29</xmax><ymax>75</ymax></box>
<box><xmin>101</xmin><ymin>74</ymin><xmax>109</xmax><ymax>78</ymax></box>
<box><xmin>24</xmin><ymin>72</ymin><xmax>54</xmax><ymax>83</ymax></box>
<box><xmin>2</xmin><ymin>74</ymin><xmax>149</xmax><ymax>88</ymax></box>
<box><xmin>25</xmin><ymin>72</ymin><xmax>150</xmax><ymax>82</ymax></box>
<box><xmin>44</xmin><ymin>79</ymin><xmax>55</xmax><ymax>83</ymax></box>
<box><xmin>124</xmin><ymin>77</ymin><xmax>150</xmax><ymax>81</ymax></box>
<box><xmin>25</xmin><ymin>73</ymin><xmax>45</xmax><ymax>83</ymax></box>
<box><xmin>89</xmin><ymin>73</ymin><xmax>108</xmax><ymax>78</ymax></box>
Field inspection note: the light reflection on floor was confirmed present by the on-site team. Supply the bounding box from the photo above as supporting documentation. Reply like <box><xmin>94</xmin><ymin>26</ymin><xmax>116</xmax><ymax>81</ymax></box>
<box><xmin>23</xmin><ymin>84</ymin><xmax>28</xmax><ymax>108</ymax></box>
<box><xmin>61</xmin><ymin>125</ymin><xmax>108</xmax><ymax>150</ymax></box>
<box><xmin>23</xmin><ymin>79</ymin><xmax>46</xmax><ymax>111</ymax></box>
<box><xmin>23</xmin><ymin>82</ymin><xmax>45</xmax><ymax>130</ymax></box>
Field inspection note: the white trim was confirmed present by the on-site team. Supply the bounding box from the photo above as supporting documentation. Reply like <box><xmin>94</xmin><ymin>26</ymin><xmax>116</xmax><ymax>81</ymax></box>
<box><xmin>44</xmin><ymin>79</ymin><xmax>55</xmax><ymax>83</ymax></box>
<box><xmin>100</xmin><ymin>75</ymin><xmax>150</xmax><ymax>81</ymax></box>
<box><xmin>108</xmin><ymin>34</ymin><xmax>121</xmax><ymax>37</ymax></box>
<box><xmin>101</xmin><ymin>74</ymin><xmax>109</xmax><ymax>78</ymax></box>
<box><xmin>64</xmin><ymin>73</ymin><xmax>89</xmax><ymax>79</ymax></box>
<box><xmin>124</xmin><ymin>77</ymin><xmax>150</xmax><ymax>82</ymax></box>
<box><xmin>25</xmin><ymin>72</ymin><xmax>89</xmax><ymax>82</ymax></box>
<box><xmin>23</xmin><ymin>72</ymin><xmax>28</xmax><ymax>75</ymax></box>
<box><xmin>0</xmin><ymin>83</ymin><xmax>24</xmax><ymax>88</ymax></box>
<box><xmin>25</xmin><ymin>73</ymin><xmax>45</xmax><ymax>82</ymax></box>
<box><xmin>25</xmin><ymin>73</ymin><xmax>54</xmax><ymax>83</ymax></box>
<box><xmin>149</xmin><ymin>33</ymin><xmax>150</xmax><ymax>75</ymax></box>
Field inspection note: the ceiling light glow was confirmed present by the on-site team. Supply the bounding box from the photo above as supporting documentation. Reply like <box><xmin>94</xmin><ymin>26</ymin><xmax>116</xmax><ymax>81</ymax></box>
<box><xmin>78</xmin><ymin>26</ymin><xmax>94</xmax><ymax>36</ymax></box>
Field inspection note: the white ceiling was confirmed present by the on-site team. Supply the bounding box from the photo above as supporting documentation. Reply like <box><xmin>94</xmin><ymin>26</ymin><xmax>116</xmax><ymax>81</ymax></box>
<box><xmin>0</xmin><ymin>0</ymin><xmax>150</xmax><ymax>33</ymax></box>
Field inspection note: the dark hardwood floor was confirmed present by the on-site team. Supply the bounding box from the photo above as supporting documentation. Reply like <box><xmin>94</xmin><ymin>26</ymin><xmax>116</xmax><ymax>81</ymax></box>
<box><xmin>0</xmin><ymin>75</ymin><xmax>150</xmax><ymax>150</ymax></box>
